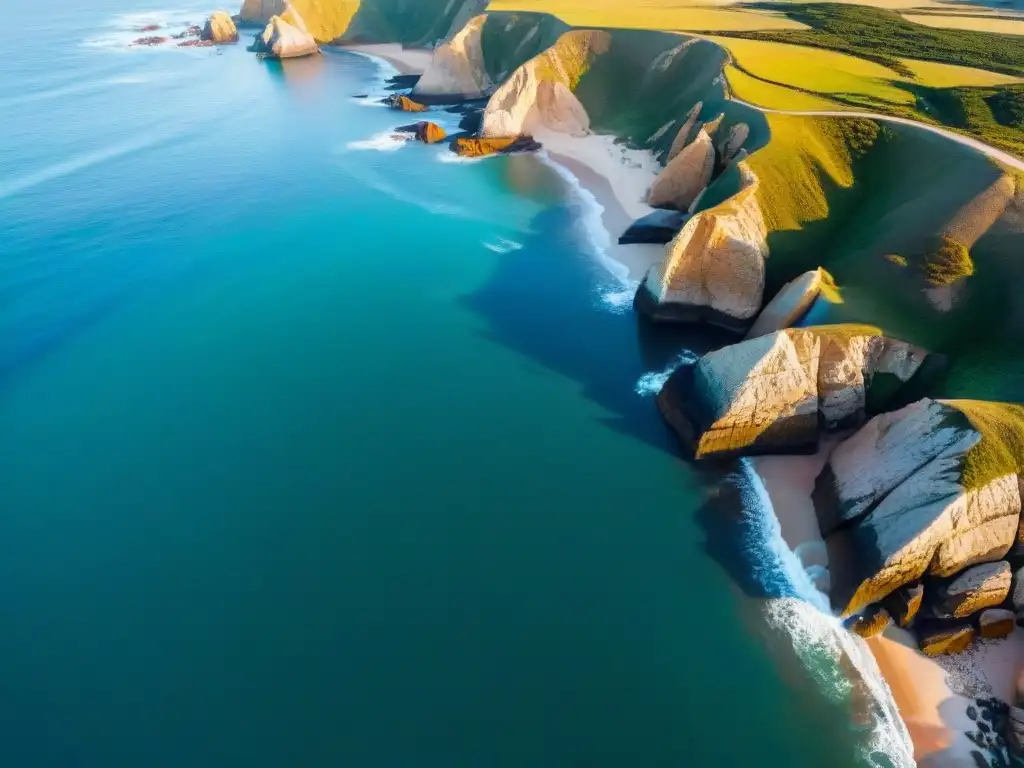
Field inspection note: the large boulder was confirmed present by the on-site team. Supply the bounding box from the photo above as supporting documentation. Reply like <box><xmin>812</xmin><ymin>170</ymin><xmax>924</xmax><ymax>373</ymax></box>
<box><xmin>412</xmin><ymin>15</ymin><xmax>492</xmax><ymax>101</ymax></box>
<box><xmin>745</xmin><ymin>268</ymin><xmax>833</xmax><ymax>340</ymax></box>
<box><xmin>202</xmin><ymin>11</ymin><xmax>239</xmax><ymax>43</ymax></box>
<box><xmin>845</xmin><ymin>604</ymin><xmax>891</xmax><ymax>638</ymax></box>
<box><xmin>979</xmin><ymin>608</ymin><xmax>1016</xmax><ymax>639</ymax></box>
<box><xmin>481</xmin><ymin>62</ymin><xmax>538</xmax><ymax>138</ymax></box>
<box><xmin>919</xmin><ymin>624</ymin><xmax>975</xmax><ymax>656</ymax></box>
<box><xmin>932</xmin><ymin>561</ymin><xmax>1011</xmax><ymax>619</ymax></box>
<box><xmin>618</xmin><ymin>210</ymin><xmax>688</xmax><ymax>245</ymax></box>
<box><xmin>882</xmin><ymin>582</ymin><xmax>924</xmax><ymax>628</ymax></box>
<box><xmin>256</xmin><ymin>7</ymin><xmax>318</xmax><ymax>59</ymax></box>
<box><xmin>398</xmin><ymin>122</ymin><xmax>447</xmax><ymax>144</ymax></box>
<box><xmin>635</xmin><ymin>164</ymin><xmax>767</xmax><ymax>331</ymax></box>
<box><xmin>238</xmin><ymin>0</ymin><xmax>287</xmax><ymax>25</ymax></box>
<box><xmin>533</xmin><ymin>80</ymin><xmax>589</xmax><ymax>137</ymax></box>
<box><xmin>385</xmin><ymin>94</ymin><xmax>428</xmax><ymax>113</ymax></box>
<box><xmin>657</xmin><ymin>329</ymin><xmax>820</xmax><ymax>460</ymax></box>
<box><xmin>657</xmin><ymin>326</ymin><xmax>926</xmax><ymax>461</ymax></box>
<box><xmin>667</xmin><ymin>102</ymin><xmax>703</xmax><ymax>162</ymax></box>
<box><xmin>816</xmin><ymin>398</ymin><xmax>1024</xmax><ymax>616</ymax></box>
<box><xmin>646</xmin><ymin>129</ymin><xmax>715</xmax><ymax>211</ymax></box>
<box><xmin>1013</xmin><ymin>565</ymin><xmax>1024</xmax><ymax>621</ymax></box>
<box><xmin>453</xmin><ymin>136</ymin><xmax>541</xmax><ymax>158</ymax></box>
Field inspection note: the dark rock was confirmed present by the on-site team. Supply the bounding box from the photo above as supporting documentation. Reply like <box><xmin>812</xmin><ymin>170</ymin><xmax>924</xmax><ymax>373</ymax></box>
<box><xmin>178</xmin><ymin>39</ymin><xmax>213</xmax><ymax>47</ymax></box>
<box><xmin>353</xmin><ymin>93</ymin><xmax>369</xmax><ymax>99</ymax></box>
<box><xmin>633</xmin><ymin>281</ymin><xmax>755</xmax><ymax>333</ymax></box>
<box><xmin>883</xmin><ymin>582</ymin><xmax>925</xmax><ymax>628</ymax></box>
<box><xmin>970</xmin><ymin>705</ymin><xmax>980</xmax><ymax>721</ymax></box>
<box><xmin>981</xmin><ymin>722</ymin><xmax>993</xmax><ymax>734</ymax></box>
<box><xmin>459</xmin><ymin>109</ymin><xmax>483</xmax><ymax>134</ymax></box>
<box><xmin>137</xmin><ymin>23</ymin><xmax>161</xmax><ymax>31</ymax></box>
<box><xmin>618</xmin><ymin>209</ymin><xmax>689</xmax><ymax>245</ymax></box>
<box><xmin>384</xmin><ymin>74</ymin><xmax>421</xmax><ymax>91</ymax></box>
<box><xmin>132</xmin><ymin>36</ymin><xmax>168</xmax><ymax>46</ymax></box>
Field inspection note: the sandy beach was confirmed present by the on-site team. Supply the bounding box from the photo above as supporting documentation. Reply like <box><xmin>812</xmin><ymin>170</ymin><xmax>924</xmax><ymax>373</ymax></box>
<box><xmin>340</xmin><ymin>43</ymin><xmax>434</xmax><ymax>75</ymax></box>
<box><xmin>752</xmin><ymin>449</ymin><xmax>1024</xmax><ymax>766</ymax></box>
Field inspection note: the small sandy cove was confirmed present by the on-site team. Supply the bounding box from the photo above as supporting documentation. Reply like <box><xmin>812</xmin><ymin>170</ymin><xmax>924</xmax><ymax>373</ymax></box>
<box><xmin>755</xmin><ymin>448</ymin><xmax>1024</xmax><ymax>766</ymax></box>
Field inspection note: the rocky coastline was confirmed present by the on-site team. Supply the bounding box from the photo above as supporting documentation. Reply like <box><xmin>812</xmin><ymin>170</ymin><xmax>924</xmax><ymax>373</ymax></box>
<box><xmin>209</xmin><ymin>1</ymin><xmax>1024</xmax><ymax>762</ymax></box>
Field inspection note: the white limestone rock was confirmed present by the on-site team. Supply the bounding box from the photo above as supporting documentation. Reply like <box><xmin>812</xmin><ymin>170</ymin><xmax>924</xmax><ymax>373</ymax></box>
<box><xmin>413</xmin><ymin>15</ymin><xmax>493</xmax><ymax>100</ymax></box>
<box><xmin>647</xmin><ymin>129</ymin><xmax>715</xmax><ymax>211</ymax></box>
<box><xmin>745</xmin><ymin>268</ymin><xmax>827</xmax><ymax>340</ymax></box>
<box><xmin>481</xmin><ymin>61</ymin><xmax>538</xmax><ymax>137</ymax></box>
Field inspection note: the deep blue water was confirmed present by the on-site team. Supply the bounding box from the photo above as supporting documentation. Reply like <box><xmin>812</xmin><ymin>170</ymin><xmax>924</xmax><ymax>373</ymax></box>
<box><xmin>0</xmin><ymin>3</ymin><xmax>882</xmax><ymax>766</ymax></box>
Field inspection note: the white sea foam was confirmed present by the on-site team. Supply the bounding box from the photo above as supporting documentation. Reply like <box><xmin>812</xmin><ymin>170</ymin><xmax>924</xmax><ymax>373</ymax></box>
<box><xmin>741</xmin><ymin>460</ymin><xmax>916</xmax><ymax>768</ymax></box>
<box><xmin>344</xmin><ymin>131</ymin><xmax>408</xmax><ymax>153</ymax></box>
<box><xmin>598</xmin><ymin>282</ymin><xmax>638</xmax><ymax>314</ymax></box>
<box><xmin>436</xmin><ymin>152</ymin><xmax>485</xmax><ymax>164</ymax></box>
<box><xmin>634</xmin><ymin>351</ymin><xmax>699</xmax><ymax>397</ymax></box>
<box><xmin>482</xmin><ymin>238</ymin><xmax>523</xmax><ymax>254</ymax></box>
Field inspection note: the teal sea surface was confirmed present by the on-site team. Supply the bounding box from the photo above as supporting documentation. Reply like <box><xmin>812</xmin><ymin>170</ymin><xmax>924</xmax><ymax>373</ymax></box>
<box><xmin>1</xmin><ymin>2</ymin><xmax>905</xmax><ymax>766</ymax></box>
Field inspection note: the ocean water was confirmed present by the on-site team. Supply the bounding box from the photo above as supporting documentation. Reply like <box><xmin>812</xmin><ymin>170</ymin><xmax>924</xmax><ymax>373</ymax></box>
<box><xmin>0</xmin><ymin>2</ymin><xmax>908</xmax><ymax>766</ymax></box>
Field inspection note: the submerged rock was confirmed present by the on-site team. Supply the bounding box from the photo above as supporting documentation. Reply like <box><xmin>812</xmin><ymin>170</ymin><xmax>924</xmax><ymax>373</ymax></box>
<box><xmin>452</xmin><ymin>136</ymin><xmax>541</xmax><ymax>158</ymax></box>
<box><xmin>618</xmin><ymin>210</ymin><xmax>688</xmax><ymax>245</ymax></box>
<box><xmin>817</xmin><ymin>398</ymin><xmax>1024</xmax><ymax>617</ymax></box>
<box><xmin>646</xmin><ymin>129</ymin><xmax>714</xmax><ymax>211</ymax></box>
<box><xmin>932</xmin><ymin>561</ymin><xmax>1011</xmax><ymax>619</ymax></box>
<box><xmin>137</xmin><ymin>23</ymin><xmax>161</xmax><ymax>32</ymax></box>
<box><xmin>746</xmin><ymin>268</ymin><xmax>834</xmax><ymax>340</ymax></box>
<box><xmin>202</xmin><ymin>11</ymin><xmax>239</xmax><ymax>43</ymax></box>
<box><xmin>178</xmin><ymin>39</ymin><xmax>214</xmax><ymax>48</ymax></box>
<box><xmin>385</xmin><ymin>94</ymin><xmax>428</xmax><ymax>113</ymax></box>
<box><xmin>979</xmin><ymin>608</ymin><xmax>1016</xmax><ymax>639</ymax></box>
<box><xmin>920</xmin><ymin>624</ymin><xmax>975</xmax><ymax>656</ymax></box>
<box><xmin>635</xmin><ymin>163</ymin><xmax>767</xmax><ymax>331</ymax></box>
<box><xmin>133</xmin><ymin>36</ymin><xmax>168</xmax><ymax>46</ymax></box>
<box><xmin>172</xmin><ymin>25</ymin><xmax>202</xmax><ymax>39</ymax></box>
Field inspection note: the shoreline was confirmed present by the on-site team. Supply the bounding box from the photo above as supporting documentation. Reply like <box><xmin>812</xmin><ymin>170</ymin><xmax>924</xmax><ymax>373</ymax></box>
<box><xmin>752</xmin><ymin>450</ymin><xmax>1024</xmax><ymax>765</ymax></box>
<box><xmin>338</xmin><ymin>43</ymin><xmax>433</xmax><ymax>75</ymax></box>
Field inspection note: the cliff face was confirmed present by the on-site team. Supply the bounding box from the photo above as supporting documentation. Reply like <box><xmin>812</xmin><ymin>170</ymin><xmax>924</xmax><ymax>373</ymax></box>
<box><xmin>412</xmin><ymin>15</ymin><xmax>492</xmax><ymax>101</ymax></box>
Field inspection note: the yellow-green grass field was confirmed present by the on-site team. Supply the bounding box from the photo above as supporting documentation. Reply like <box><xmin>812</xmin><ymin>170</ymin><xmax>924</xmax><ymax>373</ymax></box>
<box><xmin>707</xmin><ymin>35</ymin><xmax>1021</xmax><ymax>113</ymax></box>
<box><xmin>484</xmin><ymin>0</ymin><xmax>806</xmax><ymax>31</ymax></box>
<box><xmin>901</xmin><ymin>13</ymin><xmax>1024</xmax><ymax>36</ymax></box>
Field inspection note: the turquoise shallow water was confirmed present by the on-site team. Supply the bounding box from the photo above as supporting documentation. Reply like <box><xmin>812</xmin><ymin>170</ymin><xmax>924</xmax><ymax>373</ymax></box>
<box><xmin>0</xmin><ymin>3</ymin><xmax>892</xmax><ymax>766</ymax></box>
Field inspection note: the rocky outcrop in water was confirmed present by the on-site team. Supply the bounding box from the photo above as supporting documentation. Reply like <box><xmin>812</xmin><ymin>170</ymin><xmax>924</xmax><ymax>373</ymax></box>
<box><xmin>656</xmin><ymin>326</ymin><xmax>926</xmax><ymax>460</ymax></box>
<box><xmin>635</xmin><ymin>164</ymin><xmax>767</xmax><ymax>331</ymax></box>
<box><xmin>453</xmin><ymin>136</ymin><xmax>541</xmax><ymax>158</ymax></box>
<box><xmin>398</xmin><ymin>122</ymin><xmax>447</xmax><ymax>144</ymax></box>
<box><xmin>133</xmin><ymin>36</ymin><xmax>169</xmax><ymax>46</ymax></box>
<box><xmin>203</xmin><ymin>11</ymin><xmax>239</xmax><ymax>43</ymax></box>
<box><xmin>385</xmin><ymin>94</ymin><xmax>428</xmax><ymax>112</ymax></box>
<box><xmin>412</xmin><ymin>15</ymin><xmax>492</xmax><ymax>101</ymax></box>
<box><xmin>646</xmin><ymin>129</ymin><xmax>714</xmax><ymax>211</ymax></box>
<box><xmin>255</xmin><ymin>5</ymin><xmax>318</xmax><ymax>59</ymax></box>
<box><xmin>815</xmin><ymin>398</ymin><xmax>1024</xmax><ymax>617</ymax></box>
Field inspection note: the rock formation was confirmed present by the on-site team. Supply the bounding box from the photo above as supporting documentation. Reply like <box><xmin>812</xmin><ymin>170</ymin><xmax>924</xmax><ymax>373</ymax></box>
<box><xmin>203</xmin><ymin>11</ymin><xmax>239</xmax><ymax>43</ymax></box>
<box><xmin>718</xmin><ymin>123</ymin><xmax>749</xmax><ymax>165</ymax></box>
<box><xmin>667</xmin><ymin>103</ymin><xmax>703</xmax><ymax>162</ymax></box>
<box><xmin>255</xmin><ymin>5</ymin><xmax>319</xmax><ymax>59</ymax></box>
<box><xmin>385</xmin><ymin>94</ymin><xmax>428</xmax><ymax>112</ymax></box>
<box><xmin>618</xmin><ymin>210</ymin><xmax>688</xmax><ymax>245</ymax></box>
<box><xmin>745</xmin><ymin>268</ymin><xmax>834</xmax><ymax>340</ymax></box>
<box><xmin>646</xmin><ymin>129</ymin><xmax>715</xmax><ymax>211</ymax></box>
<box><xmin>882</xmin><ymin>582</ymin><xmax>923</xmax><ymax>627</ymax></box>
<box><xmin>979</xmin><ymin>608</ymin><xmax>1015</xmax><ymax>639</ymax></box>
<box><xmin>413</xmin><ymin>15</ymin><xmax>493</xmax><ymax>101</ymax></box>
<box><xmin>481</xmin><ymin>62</ymin><xmax>538</xmax><ymax>138</ymax></box>
<box><xmin>635</xmin><ymin>163</ymin><xmax>768</xmax><ymax>331</ymax></box>
<box><xmin>532</xmin><ymin>80</ymin><xmax>589</xmax><ymax>136</ymax></box>
<box><xmin>846</xmin><ymin>604</ymin><xmax>891</xmax><ymax>638</ymax></box>
<box><xmin>931</xmin><ymin>561</ymin><xmax>1010</xmax><ymax>619</ymax></box>
<box><xmin>815</xmin><ymin>398</ymin><xmax>1024</xmax><ymax>617</ymax></box>
<box><xmin>238</xmin><ymin>0</ymin><xmax>288</xmax><ymax>25</ymax></box>
<box><xmin>919</xmin><ymin>625</ymin><xmax>975</xmax><ymax>656</ymax></box>
<box><xmin>656</xmin><ymin>325</ymin><xmax>925</xmax><ymax>460</ymax></box>
<box><xmin>399</xmin><ymin>122</ymin><xmax>447</xmax><ymax>144</ymax></box>
<box><xmin>453</xmin><ymin>136</ymin><xmax>542</xmax><ymax>158</ymax></box>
